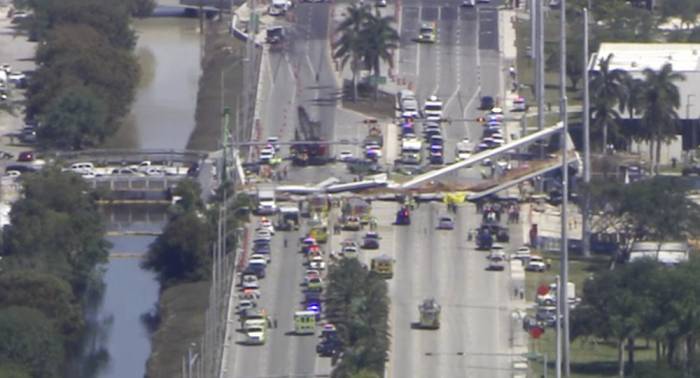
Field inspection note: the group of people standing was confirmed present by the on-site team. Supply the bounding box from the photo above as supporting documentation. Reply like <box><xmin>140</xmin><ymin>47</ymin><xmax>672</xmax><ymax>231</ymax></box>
<box><xmin>477</xmin><ymin>200</ymin><xmax>521</xmax><ymax>224</ymax></box>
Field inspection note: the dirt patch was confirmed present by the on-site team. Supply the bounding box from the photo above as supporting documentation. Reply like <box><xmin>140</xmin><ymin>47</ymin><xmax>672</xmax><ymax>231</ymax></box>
<box><xmin>187</xmin><ymin>19</ymin><xmax>246</xmax><ymax>151</ymax></box>
<box><xmin>341</xmin><ymin>81</ymin><xmax>395</xmax><ymax>119</ymax></box>
<box><xmin>145</xmin><ymin>280</ymin><xmax>210</xmax><ymax>378</ymax></box>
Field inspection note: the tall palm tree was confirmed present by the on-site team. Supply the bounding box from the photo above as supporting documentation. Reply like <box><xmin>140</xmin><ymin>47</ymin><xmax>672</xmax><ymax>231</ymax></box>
<box><xmin>333</xmin><ymin>5</ymin><xmax>370</xmax><ymax>102</ymax></box>
<box><xmin>361</xmin><ymin>10</ymin><xmax>399</xmax><ymax>99</ymax></box>
<box><xmin>638</xmin><ymin>63</ymin><xmax>685</xmax><ymax>174</ymax></box>
<box><xmin>591</xmin><ymin>97</ymin><xmax>622</xmax><ymax>149</ymax></box>
<box><xmin>589</xmin><ymin>53</ymin><xmax>629</xmax><ymax>152</ymax></box>
<box><xmin>620</xmin><ymin>76</ymin><xmax>645</xmax><ymax>148</ymax></box>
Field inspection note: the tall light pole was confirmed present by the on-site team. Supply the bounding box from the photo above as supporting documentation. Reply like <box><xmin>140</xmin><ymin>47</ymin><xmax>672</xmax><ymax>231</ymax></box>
<box><xmin>688</xmin><ymin>94</ymin><xmax>696</xmax><ymax>160</ymax></box>
<box><xmin>536</xmin><ymin>0</ymin><xmax>544</xmax><ymax>132</ymax></box>
<box><xmin>582</xmin><ymin>8</ymin><xmax>591</xmax><ymax>258</ymax></box>
<box><xmin>558</xmin><ymin>0</ymin><xmax>571</xmax><ymax>375</ymax></box>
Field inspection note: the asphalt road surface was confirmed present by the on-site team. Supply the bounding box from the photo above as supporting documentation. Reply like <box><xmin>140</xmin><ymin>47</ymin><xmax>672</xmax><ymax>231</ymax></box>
<box><xmin>377</xmin><ymin>201</ymin><xmax>516</xmax><ymax>378</ymax></box>
<box><xmin>397</xmin><ymin>0</ymin><xmax>503</xmax><ymax>165</ymax></box>
<box><xmin>226</xmin><ymin>0</ymin><xmax>517</xmax><ymax>375</ymax></box>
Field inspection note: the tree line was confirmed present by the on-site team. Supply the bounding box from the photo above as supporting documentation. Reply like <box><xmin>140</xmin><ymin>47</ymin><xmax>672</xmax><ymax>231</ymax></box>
<box><xmin>0</xmin><ymin>168</ymin><xmax>110</xmax><ymax>377</ymax></box>
<box><xmin>585</xmin><ymin>177</ymin><xmax>700</xmax><ymax>259</ymax></box>
<box><xmin>142</xmin><ymin>181</ymin><xmax>251</xmax><ymax>287</ymax></box>
<box><xmin>573</xmin><ymin>258</ymin><xmax>700</xmax><ymax>377</ymax></box>
<box><xmin>325</xmin><ymin>258</ymin><xmax>390</xmax><ymax>378</ymax></box>
<box><xmin>333</xmin><ymin>4</ymin><xmax>399</xmax><ymax>101</ymax></box>
<box><xmin>14</xmin><ymin>0</ymin><xmax>154</xmax><ymax>149</ymax></box>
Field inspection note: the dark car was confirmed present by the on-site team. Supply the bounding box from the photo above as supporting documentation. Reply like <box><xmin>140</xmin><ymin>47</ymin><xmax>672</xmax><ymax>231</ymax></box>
<box><xmin>480</xmin><ymin>223</ymin><xmax>509</xmax><ymax>242</ymax></box>
<box><xmin>17</xmin><ymin>151</ymin><xmax>34</xmax><ymax>162</ymax></box>
<box><xmin>6</xmin><ymin>164</ymin><xmax>38</xmax><ymax>173</ymax></box>
<box><xmin>253</xmin><ymin>242</ymin><xmax>272</xmax><ymax>254</ymax></box>
<box><xmin>682</xmin><ymin>165</ymin><xmax>700</xmax><ymax>176</ymax></box>
<box><xmin>429</xmin><ymin>152</ymin><xmax>444</xmax><ymax>165</ymax></box>
<box><xmin>480</xmin><ymin>96</ymin><xmax>495</xmax><ymax>110</ymax></box>
<box><xmin>362</xmin><ymin>232</ymin><xmax>381</xmax><ymax>249</ymax></box>
<box><xmin>245</xmin><ymin>262</ymin><xmax>266</xmax><ymax>279</ymax></box>
<box><xmin>317</xmin><ymin>338</ymin><xmax>341</xmax><ymax>357</ymax></box>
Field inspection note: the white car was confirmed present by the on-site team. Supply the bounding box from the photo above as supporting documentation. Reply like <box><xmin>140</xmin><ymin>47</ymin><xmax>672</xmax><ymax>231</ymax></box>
<box><xmin>526</xmin><ymin>256</ymin><xmax>548</xmax><ymax>272</ymax></box>
<box><xmin>259</xmin><ymin>147</ymin><xmax>275</xmax><ymax>163</ymax></box>
<box><xmin>366</xmin><ymin>146</ymin><xmax>383</xmax><ymax>159</ymax></box>
<box><xmin>487</xmin><ymin>257</ymin><xmax>506</xmax><ymax>271</ymax></box>
<box><xmin>246</xmin><ymin>326</ymin><xmax>266</xmax><ymax>345</ymax></box>
<box><xmin>237</xmin><ymin>299</ymin><xmax>257</xmax><ymax>313</ymax></box>
<box><xmin>341</xmin><ymin>245</ymin><xmax>359</xmax><ymax>258</ymax></box>
<box><xmin>461</xmin><ymin>0</ymin><xmax>475</xmax><ymax>6</ymax></box>
<box><xmin>242</xmin><ymin>275</ymin><xmax>260</xmax><ymax>289</ymax></box>
<box><xmin>257</xmin><ymin>219</ymin><xmax>275</xmax><ymax>234</ymax></box>
<box><xmin>4</xmin><ymin>170</ymin><xmax>20</xmax><ymax>178</ymax></box>
<box><xmin>512</xmin><ymin>246</ymin><xmax>531</xmax><ymax>261</ymax></box>
<box><xmin>266</xmin><ymin>136</ymin><xmax>281</xmax><ymax>151</ymax></box>
<box><xmin>254</xmin><ymin>229</ymin><xmax>273</xmax><ymax>242</ymax></box>
<box><xmin>309</xmin><ymin>255</ymin><xmax>326</xmax><ymax>270</ymax></box>
<box><xmin>513</xmin><ymin>96</ymin><xmax>527</xmax><ymax>111</ymax></box>
<box><xmin>145</xmin><ymin>167</ymin><xmax>165</xmax><ymax>176</ymax></box>
<box><xmin>337</xmin><ymin>151</ymin><xmax>354</xmax><ymax>161</ymax></box>
<box><xmin>249</xmin><ymin>256</ymin><xmax>268</xmax><ymax>267</ymax></box>
<box><xmin>250</xmin><ymin>252</ymin><xmax>271</xmax><ymax>264</ymax></box>
<box><xmin>423</xmin><ymin>96</ymin><xmax>444</xmax><ymax>120</ymax></box>
<box><xmin>304</xmin><ymin>269</ymin><xmax>321</xmax><ymax>284</ymax></box>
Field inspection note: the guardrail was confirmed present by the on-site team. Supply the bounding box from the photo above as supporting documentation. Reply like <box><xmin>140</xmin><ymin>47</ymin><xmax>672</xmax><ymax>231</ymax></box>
<box><xmin>48</xmin><ymin>149</ymin><xmax>209</xmax><ymax>165</ymax></box>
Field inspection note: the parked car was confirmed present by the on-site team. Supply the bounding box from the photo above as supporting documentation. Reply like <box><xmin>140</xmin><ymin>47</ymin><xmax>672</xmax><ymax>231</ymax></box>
<box><xmin>480</xmin><ymin>96</ymin><xmax>495</xmax><ymax>110</ymax></box>
<box><xmin>17</xmin><ymin>151</ymin><xmax>34</xmax><ymax>162</ymax></box>
<box><xmin>526</xmin><ymin>255</ymin><xmax>548</xmax><ymax>272</ymax></box>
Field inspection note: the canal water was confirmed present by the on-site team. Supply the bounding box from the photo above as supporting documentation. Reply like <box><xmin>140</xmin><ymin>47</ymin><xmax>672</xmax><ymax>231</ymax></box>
<box><xmin>76</xmin><ymin>17</ymin><xmax>202</xmax><ymax>378</ymax></box>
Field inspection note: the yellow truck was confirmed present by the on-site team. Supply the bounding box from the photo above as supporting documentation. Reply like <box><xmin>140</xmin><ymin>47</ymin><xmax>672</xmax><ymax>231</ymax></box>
<box><xmin>294</xmin><ymin>310</ymin><xmax>317</xmax><ymax>335</ymax></box>
<box><xmin>371</xmin><ymin>255</ymin><xmax>394</xmax><ymax>279</ymax></box>
<box><xmin>418</xmin><ymin>298</ymin><xmax>441</xmax><ymax>329</ymax></box>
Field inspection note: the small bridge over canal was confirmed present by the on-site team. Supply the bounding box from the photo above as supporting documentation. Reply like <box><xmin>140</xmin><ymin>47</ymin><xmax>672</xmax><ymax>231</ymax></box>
<box><xmin>47</xmin><ymin>148</ymin><xmax>219</xmax><ymax>204</ymax></box>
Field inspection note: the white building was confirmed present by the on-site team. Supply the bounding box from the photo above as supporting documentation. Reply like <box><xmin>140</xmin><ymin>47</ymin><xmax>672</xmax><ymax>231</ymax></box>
<box><xmin>589</xmin><ymin>43</ymin><xmax>700</xmax><ymax>162</ymax></box>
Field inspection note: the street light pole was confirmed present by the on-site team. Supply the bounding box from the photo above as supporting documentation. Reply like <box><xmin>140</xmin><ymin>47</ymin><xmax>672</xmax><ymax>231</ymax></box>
<box><xmin>582</xmin><ymin>8</ymin><xmax>591</xmax><ymax>258</ymax></box>
<box><xmin>559</xmin><ymin>0</ymin><xmax>571</xmax><ymax>376</ymax></box>
<box><xmin>687</xmin><ymin>94</ymin><xmax>696</xmax><ymax>161</ymax></box>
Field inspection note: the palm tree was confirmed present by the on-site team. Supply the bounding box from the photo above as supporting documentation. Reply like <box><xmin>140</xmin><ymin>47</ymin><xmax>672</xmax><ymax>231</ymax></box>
<box><xmin>333</xmin><ymin>5</ymin><xmax>370</xmax><ymax>102</ymax></box>
<box><xmin>619</xmin><ymin>76</ymin><xmax>645</xmax><ymax>147</ymax></box>
<box><xmin>638</xmin><ymin>63</ymin><xmax>685</xmax><ymax>174</ymax></box>
<box><xmin>589</xmin><ymin>53</ymin><xmax>629</xmax><ymax>152</ymax></box>
<box><xmin>361</xmin><ymin>10</ymin><xmax>399</xmax><ymax>99</ymax></box>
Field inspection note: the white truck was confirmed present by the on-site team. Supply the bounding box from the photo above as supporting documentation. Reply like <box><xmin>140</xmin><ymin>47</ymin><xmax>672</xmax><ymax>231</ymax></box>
<box><xmin>256</xmin><ymin>184</ymin><xmax>277</xmax><ymax>215</ymax></box>
<box><xmin>130</xmin><ymin>161</ymin><xmax>189</xmax><ymax>176</ymax></box>
<box><xmin>400</xmin><ymin>138</ymin><xmax>422</xmax><ymax>164</ymax></box>
<box><xmin>455</xmin><ymin>139</ymin><xmax>473</xmax><ymax>161</ymax></box>
<box><xmin>268</xmin><ymin>0</ymin><xmax>292</xmax><ymax>16</ymax></box>
<box><xmin>422</xmin><ymin>96</ymin><xmax>444</xmax><ymax>121</ymax></box>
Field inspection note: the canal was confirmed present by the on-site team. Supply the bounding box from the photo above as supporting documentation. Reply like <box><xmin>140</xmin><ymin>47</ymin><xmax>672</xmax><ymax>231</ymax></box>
<box><xmin>76</xmin><ymin>17</ymin><xmax>202</xmax><ymax>378</ymax></box>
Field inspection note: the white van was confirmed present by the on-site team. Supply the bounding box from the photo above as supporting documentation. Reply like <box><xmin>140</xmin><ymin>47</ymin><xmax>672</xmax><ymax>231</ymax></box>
<box><xmin>70</xmin><ymin>162</ymin><xmax>95</xmax><ymax>176</ymax></box>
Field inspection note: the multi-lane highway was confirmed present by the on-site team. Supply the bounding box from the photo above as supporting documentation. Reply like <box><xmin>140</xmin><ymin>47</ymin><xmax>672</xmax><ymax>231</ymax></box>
<box><xmin>397</xmin><ymin>0</ymin><xmax>504</xmax><ymax>162</ymax></box>
<box><xmin>225</xmin><ymin>0</ymin><xmax>517</xmax><ymax>376</ymax></box>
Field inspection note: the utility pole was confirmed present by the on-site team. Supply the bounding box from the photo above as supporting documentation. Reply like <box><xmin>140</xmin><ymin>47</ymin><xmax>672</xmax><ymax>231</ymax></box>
<box><xmin>537</xmin><ymin>0</ymin><xmax>544</xmax><ymax>132</ymax></box>
<box><xmin>530</xmin><ymin>0</ymin><xmax>536</xmax><ymax>59</ymax></box>
<box><xmin>555</xmin><ymin>275</ymin><xmax>562</xmax><ymax>378</ymax></box>
<box><xmin>582</xmin><ymin>8</ymin><xmax>591</xmax><ymax>258</ymax></box>
<box><xmin>558</xmin><ymin>0</ymin><xmax>570</xmax><ymax>375</ymax></box>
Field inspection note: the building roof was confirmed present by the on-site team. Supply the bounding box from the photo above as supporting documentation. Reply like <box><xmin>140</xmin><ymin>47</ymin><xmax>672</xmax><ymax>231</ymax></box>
<box><xmin>590</xmin><ymin>43</ymin><xmax>700</xmax><ymax>119</ymax></box>
<box><xmin>591</xmin><ymin>43</ymin><xmax>700</xmax><ymax>72</ymax></box>
<box><xmin>629</xmin><ymin>241</ymin><xmax>689</xmax><ymax>266</ymax></box>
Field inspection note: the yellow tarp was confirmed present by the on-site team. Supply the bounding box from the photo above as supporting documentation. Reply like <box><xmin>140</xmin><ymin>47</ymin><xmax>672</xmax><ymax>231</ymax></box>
<box><xmin>443</xmin><ymin>192</ymin><xmax>467</xmax><ymax>205</ymax></box>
